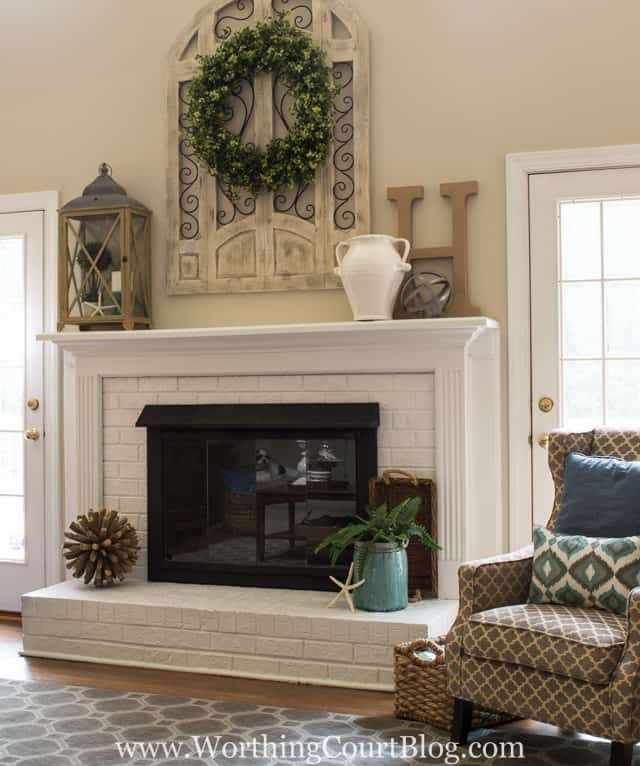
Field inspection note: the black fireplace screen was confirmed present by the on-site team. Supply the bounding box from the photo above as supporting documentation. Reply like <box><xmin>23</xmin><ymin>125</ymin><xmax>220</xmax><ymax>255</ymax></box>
<box><xmin>137</xmin><ymin>403</ymin><xmax>378</xmax><ymax>590</ymax></box>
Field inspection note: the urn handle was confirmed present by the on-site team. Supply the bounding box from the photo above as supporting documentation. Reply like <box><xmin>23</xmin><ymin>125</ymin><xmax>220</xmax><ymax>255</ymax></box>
<box><xmin>393</xmin><ymin>237</ymin><xmax>412</xmax><ymax>269</ymax></box>
<box><xmin>334</xmin><ymin>240</ymin><xmax>350</xmax><ymax>275</ymax></box>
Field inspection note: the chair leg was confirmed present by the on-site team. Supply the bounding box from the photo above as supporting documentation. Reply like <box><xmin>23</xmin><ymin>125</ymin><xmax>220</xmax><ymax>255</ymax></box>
<box><xmin>610</xmin><ymin>741</ymin><xmax>634</xmax><ymax>766</ymax></box>
<box><xmin>451</xmin><ymin>698</ymin><xmax>473</xmax><ymax>746</ymax></box>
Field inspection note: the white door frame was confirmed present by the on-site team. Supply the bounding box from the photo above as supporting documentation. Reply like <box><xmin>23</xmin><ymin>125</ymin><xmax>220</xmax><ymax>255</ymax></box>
<box><xmin>0</xmin><ymin>191</ymin><xmax>61</xmax><ymax>589</ymax></box>
<box><xmin>506</xmin><ymin>145</ymin><xmax>640</xmax><ymax>550</ymax></box>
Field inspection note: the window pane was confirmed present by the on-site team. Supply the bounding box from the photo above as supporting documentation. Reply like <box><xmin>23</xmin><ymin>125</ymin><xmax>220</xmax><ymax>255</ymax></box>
<box><xmin>606</xmin><ymin>360</ymin><xmax>640</xmax><ymax>425</ymax></box>
<box><xmin>562</xmin><ymin>282</ymin><xmax>602</xmax><ymax>358</ymax></box>
<box><xmin>562</xmin><ymin>360</ymin><xmax>603</xmax><ymax>428</ymax></box>
<box><xmin>0</xmin><ymin>238</ymin><xmax>24</xmax><ymax>367</ymax></box>
<box><xmin>0</xmin><ymin>367</ymin><xmax>23</xmax><ymax>431</ymax></box>
<box><xmin>605</xmin><ymin>281</ymin><xmax>640</xmax><ymax>357</ymax></box>
<box><xmin>0</xmin><ymin>238</ymin><xmax>24</xmax><ymax>302</ymax></box>
<box><xmin>560</xmin><ymin>202</ymin><xmax>601</xmax><ymax>281</ymax></box>
<box><xmin>0</xmin><ymin>495</ymin><xmax>24</xmax><ymax>562</ymax></box>
<box><xmin>603</xmin><ymin>199</ymin><xmax>640</xmax><ymax>278</ymax></box>
<box><xmin>0</xmin><ymin>432</ymin><xmax>23</xmax><ymax>495</ymax></box>
<box><xmin>0</xmin><ymin>239</ymin><xmax>25</xmax><ymax>563</ymax></box>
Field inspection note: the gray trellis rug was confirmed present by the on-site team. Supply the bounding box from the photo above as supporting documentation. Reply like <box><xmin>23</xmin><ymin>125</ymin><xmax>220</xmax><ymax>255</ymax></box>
<box><xmin>0</xmin><ymin>677</ymin><xmax>636</xmax><ymax>766</ymax></box>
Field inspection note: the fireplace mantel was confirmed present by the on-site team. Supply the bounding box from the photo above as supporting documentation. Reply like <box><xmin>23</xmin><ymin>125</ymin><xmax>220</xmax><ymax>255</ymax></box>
<box><xmin>40</xmin><ymin>317</ymin><xmax>502</xmax><ymax>598</ymax></box>
<box><xmin>40</xmin><ymin>316</ymin><xmax>496</xmax><ymax>355</ymax></box>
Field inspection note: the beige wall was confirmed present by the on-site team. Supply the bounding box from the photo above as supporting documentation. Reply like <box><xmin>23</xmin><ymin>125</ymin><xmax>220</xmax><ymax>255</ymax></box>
<box><xmin>2</xmin><ymin>0</ymin><xmax>640</xmax><ymax>331</ymax></box>
<box><xmin>3</xmin><ymin>0</ymin><xmax>639</xmax><ymax>544</ymax></box>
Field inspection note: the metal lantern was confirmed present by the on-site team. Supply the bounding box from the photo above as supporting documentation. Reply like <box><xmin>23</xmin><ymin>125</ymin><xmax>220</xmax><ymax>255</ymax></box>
<box><xmin>58</xmin><ymin>163</ymin><xmax>152</xmax><ymax>331</ymax></box>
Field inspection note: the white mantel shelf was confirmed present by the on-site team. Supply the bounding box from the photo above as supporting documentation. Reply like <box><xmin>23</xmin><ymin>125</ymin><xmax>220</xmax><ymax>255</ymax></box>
<box><xmin>39</xmin><ymin>317</ymin><xmax>498</xmax><ymax>355</ymax></box>
<box><xmin>43</xmin><ymin>316</ymin><xmax>502</xmax><ymax>600</ymax></box>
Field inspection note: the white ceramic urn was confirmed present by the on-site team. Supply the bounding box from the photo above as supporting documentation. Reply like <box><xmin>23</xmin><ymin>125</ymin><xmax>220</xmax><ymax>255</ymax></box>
<box><xmin>334</xmin><ymin>234</ymin><xmax>411</xmax><ymax>321</ymax></box>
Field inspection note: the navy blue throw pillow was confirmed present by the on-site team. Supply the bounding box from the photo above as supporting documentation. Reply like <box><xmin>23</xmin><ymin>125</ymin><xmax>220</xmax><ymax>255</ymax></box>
<box><xmin>556</xmin><ymin>452</ymin><xmax>640</xmax><ymax>537</ymax></box>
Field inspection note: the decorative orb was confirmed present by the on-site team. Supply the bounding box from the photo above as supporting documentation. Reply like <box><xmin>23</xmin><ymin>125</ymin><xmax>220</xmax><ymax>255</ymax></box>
<box><xmin>400</xmin><ymin>272</ymin><xmax>452</xmax><ymax>318</ymax></box>
<box><xmin>63</xmin><ymin>508</ymin><xmax>140</xmax><ymax>587</ymax></box>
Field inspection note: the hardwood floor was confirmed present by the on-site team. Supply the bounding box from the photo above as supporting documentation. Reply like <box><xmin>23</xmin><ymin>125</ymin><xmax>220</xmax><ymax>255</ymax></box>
<box><xmin>0</xmin><ymin>616</ymin><xmax>580</xmax><ymax>741</ymax></box>
<box><xmin>0</xmin><ymin>616</ymin><xmax>394</xmax><ymax>716</ymax></box>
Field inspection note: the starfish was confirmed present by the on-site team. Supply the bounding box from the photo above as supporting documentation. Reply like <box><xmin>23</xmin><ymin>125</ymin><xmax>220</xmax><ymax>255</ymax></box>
<box><xmin>83</xmin><ymin>290</ymin><xmax>119</xmax><ymax>317</ymax></box>
<box><xmin>327</xmin><ymin>562</ymin><xmax>366</xmax><ymax>613</ymax></box>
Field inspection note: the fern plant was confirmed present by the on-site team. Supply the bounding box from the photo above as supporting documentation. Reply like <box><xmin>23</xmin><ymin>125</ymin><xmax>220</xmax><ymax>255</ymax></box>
<box><xmin>315</xmin><ymin>497</ymin><xmax>441</xmax><ymax>577</ymax></box>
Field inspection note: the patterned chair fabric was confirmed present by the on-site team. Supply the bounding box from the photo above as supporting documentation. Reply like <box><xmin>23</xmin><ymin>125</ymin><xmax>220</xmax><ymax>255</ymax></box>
<box><xmin>464</xmin><ymin>603</ymin><xmax>626</xmax><ymax>684</ymax></box>
<box><xmin>545</xmin><ymin>429</ymin><xmax>593</xmax><ymax>530</ymax></box>
<box><xmin>447</xmin><ymin>428</ymin><xmax>640</xmax><ymax>743</ymax></box>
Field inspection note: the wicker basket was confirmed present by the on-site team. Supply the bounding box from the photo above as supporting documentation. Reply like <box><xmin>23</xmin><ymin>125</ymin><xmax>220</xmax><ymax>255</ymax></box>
<box><xmin>394</xmin><ymin>636</ymin><xmax>515</xmax><ymax>731</ymax></box>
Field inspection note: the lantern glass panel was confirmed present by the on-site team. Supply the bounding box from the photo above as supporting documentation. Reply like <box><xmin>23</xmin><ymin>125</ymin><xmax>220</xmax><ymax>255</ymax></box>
<box><xmin>65</xmin><ymin>212</ymin><xmax>122</xmax><ymax>320</ymax></box>
<box><xmin>130</xmin><ymin>213</ymin><xmax>150</xmax><ymax>318</ymax></box>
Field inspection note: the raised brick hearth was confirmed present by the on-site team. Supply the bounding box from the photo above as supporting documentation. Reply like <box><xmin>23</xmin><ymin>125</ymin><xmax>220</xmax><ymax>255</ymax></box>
<box><xmin>22</xmin><ymin>581</ymin><xmax>458</xmax><ymax>690</ymax></box>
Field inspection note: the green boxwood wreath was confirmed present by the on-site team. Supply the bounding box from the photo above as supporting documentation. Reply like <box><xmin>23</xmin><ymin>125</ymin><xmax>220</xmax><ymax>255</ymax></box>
<box><xmin>186</xmin><ymin>15</ymin><xmax>336</xmax><ymax>197</ymax></box>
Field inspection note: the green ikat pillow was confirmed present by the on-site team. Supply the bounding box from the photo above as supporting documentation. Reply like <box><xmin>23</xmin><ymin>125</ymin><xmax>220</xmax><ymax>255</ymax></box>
<box><xmin>528</xmin><ymin>526</ymin><xmax>640</xmax><ymax>615</ymax></box>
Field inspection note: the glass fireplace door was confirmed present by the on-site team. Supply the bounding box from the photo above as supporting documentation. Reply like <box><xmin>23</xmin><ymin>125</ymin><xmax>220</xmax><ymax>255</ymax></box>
<box><xmin>141</xmin><ymin>402</ymin><xmax>379</xmax><ymax>590</ymax></box>
<box><xmin>163</xmin><ymin>433</ymin><xmax>358</xmax><ymax>573</ymax></box>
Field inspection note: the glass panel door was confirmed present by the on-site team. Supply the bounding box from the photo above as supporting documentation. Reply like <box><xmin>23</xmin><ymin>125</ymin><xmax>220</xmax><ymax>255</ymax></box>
<box><xmin>530</xmin><ymin>168</ymin><xmax>640</xmax><ymax>527</ymax></box>
<box><xmin>0</xmin><ymin>211</ymin><xmax>45</xmax><ymax>611</ymax></box>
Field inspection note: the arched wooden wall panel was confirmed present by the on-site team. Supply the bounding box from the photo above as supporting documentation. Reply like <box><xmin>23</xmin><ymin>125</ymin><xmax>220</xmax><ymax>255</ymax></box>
<box><xmin>167</xmin><ymin>0</ymin><xmax>370</xmax><ymax>294</ymax></box>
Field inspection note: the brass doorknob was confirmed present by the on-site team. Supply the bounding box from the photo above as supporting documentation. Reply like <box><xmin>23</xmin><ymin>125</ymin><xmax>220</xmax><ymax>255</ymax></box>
<box><xmin>26</xmin><ymin>398</ymin><xmax>39</xmax><ymax>411</ymax></box>
<box><xmin>24</xmin><ymin>428</ymin><xmax>40</xmax><ymax>441</ymax></box>
<box><xmin>537</xmin><ymin>433</ymin><xmax>550</xmax><ymax>449</ymax></box>
<box><xmin>538</xmin><ymin>396</ymin><xmax>554</xmax><ymax>413</ymax></box>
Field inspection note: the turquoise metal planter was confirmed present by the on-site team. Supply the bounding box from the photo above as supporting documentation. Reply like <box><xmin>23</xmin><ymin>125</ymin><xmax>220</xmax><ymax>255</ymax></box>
<box><xmin>352</xmin><ymin>541</ymin><xmax>408</xmax><ymax>612</ymax></box>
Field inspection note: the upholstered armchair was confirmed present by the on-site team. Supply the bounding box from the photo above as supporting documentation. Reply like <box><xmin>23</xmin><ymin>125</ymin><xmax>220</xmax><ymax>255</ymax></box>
<box><xmin>448</xmin><ymin>429</ymin><xmax>640</xmax><ymax>766</ymax></box>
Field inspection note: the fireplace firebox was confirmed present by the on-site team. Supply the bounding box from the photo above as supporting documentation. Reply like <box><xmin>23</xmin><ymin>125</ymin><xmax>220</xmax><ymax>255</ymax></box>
<box><xmin>137</xmin><ymin>403</ymin><xmax>379</xmax><ymax>590</ymax></box>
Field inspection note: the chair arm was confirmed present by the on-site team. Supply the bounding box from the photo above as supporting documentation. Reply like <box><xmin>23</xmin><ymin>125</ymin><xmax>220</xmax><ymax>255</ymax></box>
<box><xmin>625</xmin><ymin>585</ymin><xmax>640</xmax><ymax>649</ymax></box>
<box><xmin>446</xmin><ymin>545</ymin><xmax>533</xmax><ymax>700</ymax></box>
<box><xmin>611</xmin><ymin>586</ymin><xmax>640</xmax><ymax>742</ymax></box>
<box><xmin>457</xmin><ymin>544</ymin><xmax>534</xmax><ymax>619</ymax></box>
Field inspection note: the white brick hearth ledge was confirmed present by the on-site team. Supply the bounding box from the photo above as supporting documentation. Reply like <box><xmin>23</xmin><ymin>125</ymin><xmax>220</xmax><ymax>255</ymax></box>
<box><xmin>33</xmin><ymin>318</ymin><xmax>501</xmax><ymax>689</ymax></box>
<box><xmin>23</xmin><ymin>581</ymin><xmax>458</xmax><ymax>691</ymax></box>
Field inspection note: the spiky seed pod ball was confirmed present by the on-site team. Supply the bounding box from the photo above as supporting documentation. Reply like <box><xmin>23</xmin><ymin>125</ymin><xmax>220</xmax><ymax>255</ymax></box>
<box><xmin>63</xmin><ymin>509</ymin><xmax>140</xmax><ymax>587</ymax></box>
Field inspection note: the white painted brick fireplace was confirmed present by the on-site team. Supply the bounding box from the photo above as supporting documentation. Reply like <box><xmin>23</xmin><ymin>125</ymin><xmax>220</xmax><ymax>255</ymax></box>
<box><xmin>102</xmin><ymin>372</ymin><xmax>436</xmax><ymax>581</ymax></box>
<box><xmin>25</xmin><ymin>318</ymin><xmax>502</xmax><ymax>690</ymax></box>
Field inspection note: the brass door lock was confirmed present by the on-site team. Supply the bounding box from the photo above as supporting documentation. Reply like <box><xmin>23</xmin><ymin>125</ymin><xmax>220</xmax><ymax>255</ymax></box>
<box><xmin>24</xmin><ymin>428</ymin><xmax>40</xmax><ymax>441</ymax></box>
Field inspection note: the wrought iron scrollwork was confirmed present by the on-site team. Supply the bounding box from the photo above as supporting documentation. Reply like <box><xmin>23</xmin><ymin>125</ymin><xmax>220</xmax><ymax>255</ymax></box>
<box><xmin>217</xmin><ymin>183</ymin><xmax>257</xmax><ymax>226</ymax></box>
<box><xmin>271</xmin><ymin>0</ymin><xmax>313</xmax><ymax>30</ymax></box>
<box><xmin>273</xmin><ymin>185</ymin><xmax>315</xmax><ymax>220</ymax></box>
<box><xmin>272</xmin><ymin>66</ymin><xmax>294</xmax><ymax>132</ymax></box>
<box><xmin>214</xmin><ymin>0</ymin><xmax>255</xmax><ymax>41</ymax></box>
<box><xmin>272</xmin><ymin>66</ymin><xmax>315</xmax><ymax>221</ymax></box>
<box><xmin>332</xmin><ymin>62</ymin><xmax>355</xmax><ymax>230</ymax></box>
<box><xmin>223</xmin><ymin>76</ymin><xmax>255</xmax><ymax>136</ymax></box>
<box><xmin>216</xmin><ymin>77</ymin><xmax>257</xmax><ymax>226</ymax></box>
<box><xmin>178</xmin><ymin>81</ymin><xmax>200</xmax><ymax>240</ymax></box>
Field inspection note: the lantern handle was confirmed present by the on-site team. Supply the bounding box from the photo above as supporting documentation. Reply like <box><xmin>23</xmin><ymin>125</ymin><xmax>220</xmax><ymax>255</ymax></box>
<box><xmin>99</xmin><ymin>162</ymin><xmax>112</xmax><ymax>176</ymax></box>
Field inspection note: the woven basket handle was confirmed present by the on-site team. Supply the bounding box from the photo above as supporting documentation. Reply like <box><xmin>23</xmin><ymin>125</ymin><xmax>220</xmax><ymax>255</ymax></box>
<box><xmin>382</xmin><ymin>469</ymin><xmax>419</xmax><ymax>486</ymax></box>
<box><xmin>395</xmin><ymin>638</ymin><xmax>445</xmax><ymax>667</ymax></box>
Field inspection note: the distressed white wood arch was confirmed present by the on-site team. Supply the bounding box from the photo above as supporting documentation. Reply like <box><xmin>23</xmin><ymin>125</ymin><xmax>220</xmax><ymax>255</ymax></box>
<box><xmin>167</xmin><ymin>0</ymin><xmax>370</xmax><ymax>295</ymax></box>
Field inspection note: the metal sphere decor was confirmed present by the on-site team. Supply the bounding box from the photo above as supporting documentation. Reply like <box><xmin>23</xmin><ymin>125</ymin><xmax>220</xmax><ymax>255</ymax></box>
<box><xmin>400</xmin><ymin>271</ymin><xmax>453</xmax><ymax>318</ymax></box>
<box><xmin>63</xmin><ymin>509</ymin><xmax>140</xmax><ymax>587</ymax></box>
